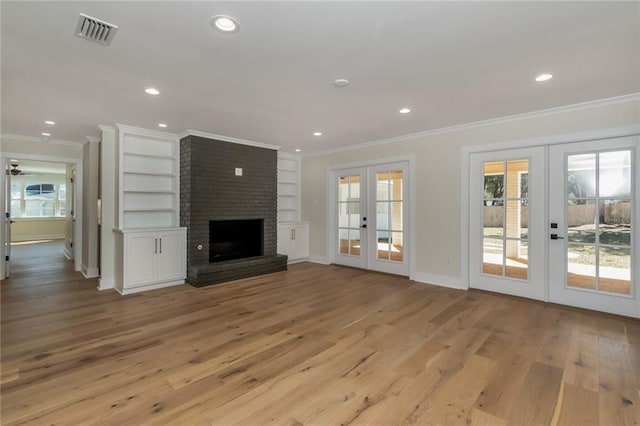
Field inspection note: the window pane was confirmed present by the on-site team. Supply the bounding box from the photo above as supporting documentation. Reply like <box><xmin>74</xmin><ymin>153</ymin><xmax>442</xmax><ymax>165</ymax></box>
<box><xmin>349</xmin><ymin>230</ymin><xmax>361</xmax><ymax>256</ymax></box>
<box><xmin>10</xmin><ymin>200</ymin><xmax>21</xmax><ymax>216</ymax></box>
<box><xmin>58</xmin><ymin>202</ymin><xmax>67</xmax><ymax>217</ymax></box>
<box><xmin>339</xmin><ymin>177</ymin><xmax>349</xmax><ymax>202</ymax></box>
<box><xmin>377</xmin><ymin>232</ymin><xmax>390</xmax><ymax>260</ymax></box>
<box><xmin>338</xmin><ymin>203</ymin><xmax>349</xmax><ymax>227</ymax></box>
<box><xmin>390</xmin><ymin>201</ymin><xmax>403</xmax><ymax>232</ymax></box>
<box><xmin>567</xmin><ymin>154</ymin><xmax>596</xmax><ymax>199</ymax></box>
<box><xmin>376</xmin><ymin>172</ymin><xmax>389</xmax><ymax>201</ymax></box>
<box><xmin>599</xmin><ymin>151</ymin><xmax>631</xmax><ymax>198</ymax></box>
<box><xmin>484</xmin><ymin>205</ymin><xmax>503</xmax><ymax>237</ymax></box>
<box><xmin>11</xmin><ymin>182</ymin><xmax>21</xmax><ymax>199</ymax></box>
<box><xmin>58</xmin><ymin>184</ymin><xmax>66</xmax><ymax>201</ymax></box>
<box><xmin>506</xmin><ymin>240</ymin><xmax>528</xmax><ymax>280</ymax></box>
<box><xmin>377</xmin><ymin>202</ymin><xmax>389</xmax><ymax>231</ymax></box>
<box><xmin>339</xmin><ymin>229</ymin><xmax>349</xmax><ymax>254</ymax></box>
<box><xmin>599</xmin><ymin>200</ymin><xmax>631</xmax><ymax>246</ymax></box>
<box><xmin>483</xmin><ymin>237</ymin><xmax>503</xmax><ymax>276</ymax></box>
<box><xmin>391</xmin><ymin>231</ymin><xmax>403</xmax><ymax>262</ymax></box>
<box><xmin>599</xmin><ymin>246</ymin><xmax>631</xmax><ymax>295</ymax></box>
<box><xmin>505</xmin><ymin>200</ymin><xmax>525</xmax><ymax>239</ymax></box>
<box><xmin>390</xmin><ymin>171</ymin><xmax>403</xmax><ymax>201</ymax></box>
<box><xmin>348</xmin><ymin>204</ymin><xmax>360</xmax><ymax>228</ymax></box>
<box><xmin>484</xmin><ymin>161</ymin><xmax>504</xmax><ymax>200</ymax></box>
<box><xmin>567</xmin><ymin>199</ymin><xmax>596</xmax><ymax>244</ymax></box>
<box><xmin>567</xmin><ymin>244</ymin><xmax>596</xmax><ymax>290</ymax></box>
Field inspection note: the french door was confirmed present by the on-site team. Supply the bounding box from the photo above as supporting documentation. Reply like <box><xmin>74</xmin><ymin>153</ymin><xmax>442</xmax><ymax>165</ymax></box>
<box><xmin>470</xmin><ymin>137</ymin><xmax>638</xmax><ymax>317</ymax></box>
<box><xmin>549</xmin><ymin>138</ymin><xmax>638</xmax><ymax>317</ymax></box>
<box><xmin>470</xmin><ymin>147</ymin><xmax>546</xmax><ymax>300</ymax></box>
<box><xmin>334</xmin><ymin>162</ymin><xmax>409</xmax><ymax>276</ymax></box>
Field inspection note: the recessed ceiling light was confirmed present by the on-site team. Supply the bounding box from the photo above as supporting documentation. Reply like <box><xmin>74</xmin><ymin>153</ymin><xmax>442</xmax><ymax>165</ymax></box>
<box><xmin>211</xmin><ymin>15</ymin><xmax>240</xmax><ymax>33</ymax></box>
<box><xmin>145</xmin><ymin>87</ymin><xmax>160</xmax><ymax>95</ymax></box>
<box><xmin>313</xmin><ymin>132</ymin><xmax>322</xmax><ymax>136</ymax></box>
<box><xmin>334</xmin><ymin>79</ymin><xmax>349</xmax><ymax>87</ymax></box>
<box><xmin>295</xmin><ymin>149</ymin><xmax>301</xmax><ymax>152</ymax></box>
<box><xmin>399</xmin><ymin>108</ymin><xmax>411</xmax><ymax>114</ymax></box>
<box><xmin>44</xmin><ymin>120</ymin><xmax>55</xmax><ymax>125</ymax></box>
<box><xmin>41</xmin><ymin>132</ymin><xmax>51</xmax><ymax>137</ymax></box>
<box><xmin>158</xmin><ymin>123</ymin><xmax>167</xmax><ymax>128</ymax></box>
<box><xmin>535</xmin><ymin>73</ymin><xmax>553</xmax><ymax>82</ymax></box>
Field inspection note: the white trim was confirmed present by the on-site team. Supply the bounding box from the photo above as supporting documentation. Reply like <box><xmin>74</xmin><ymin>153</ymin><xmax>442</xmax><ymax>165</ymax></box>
<box><xmin>12</xmin><ymin>234</ymin><xmax>65</xmax><ymax>242</ymax></box>
<box><xmin>115</xmin><ymin>280</ymin><xmax>184</xmax><ymax>295</ymax></box>
<box><xmin>304</xmin><ymin>93</ymin><xmax>640</xmax><ymax>158</ymax></box>
<box><xmin>308</xmin><ymin>255</ymin><xmax>331</xmax><ymax>265</ymax></box>
<box><xmin>86</xmin><ymin>136</ymin><xmax>99</xmax><ymax>144</ymax></box>
<box><xmin>412</xmin><ymin>271</ymin><xmax>464</xmax><ymax>290</ymax></box>
<box><xmin>116</xmin><ymin>123</ymin><xmax>179</xmax><ymax>142</ymax></box>
<box><xmin>81</xmin><ymin>265</ymin><xmax>100</xmax><ymax>279</ymax></box>
<box><xmin>98</xmin><ymin>277</ymin><xmax>114</xmax><ymax>291</ymax></box>
<box><xmin>179</xmin><ymin>129</ymin><xmax>281</xmax><ymax>151</ymax></box>
<box><xmin>1</xmin><ymin>133</ymin><xmax>84</xmax><ymax>147</ymax></box>
<box><xmin>1</xmin><ymin>152</ymin><xmax>84</xmax><ymax>274</ymax></box>
<box><xmin>460</xmin><ymin>124</ymin><xmax>640</xmax><ymax>293</ymax></box>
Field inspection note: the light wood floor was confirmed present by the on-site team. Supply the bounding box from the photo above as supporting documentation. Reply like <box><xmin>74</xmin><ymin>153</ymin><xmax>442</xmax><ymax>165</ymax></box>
<box><xmin>2</xmin><ymin>242</ymin><xmax>640</xmax><ymax>425</ymax></box>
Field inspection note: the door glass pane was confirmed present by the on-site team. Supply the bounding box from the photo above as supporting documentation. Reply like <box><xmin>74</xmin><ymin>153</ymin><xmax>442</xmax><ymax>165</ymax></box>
<box><xmin>506</xmin><ymin>240</ymin><xmax>528</xmax><ymax>279</ymax></box>
<box><xmin>483</xmin><ymin>205</ymin><xmax>503</xmax><ymax>237</ymax></box>
<box><xmin>338</xmin><ymin>174</ymin><xmax>362</xmax><ymax>258</ymax></box>
<box><xmin>599</xmin><ymin>200</ymin><xmax>631</xmax><ymax>246</ymax></box>
<box><xmin>483</xmin><ymin>237</ymin><xmax>503</xmax><ymax>276</ymax></box>
<box><xmin>567</xmin><ymin>154</ymin><xmax>596</xmax><ymax>199</ymax></box>
<box><xmin>599</xmin><ymin>150</ymin><xmax>631</xmax><ymax>198</ymax></box>
<box><xmin>599</xmin><ymin>246</ymin><xmax>631</xmax><ymax>295</ymax></box>
<box><xmin>567</xmin><ymin>199</ymin><xmax>596</xmax><ymax>243</ymax></box>
<box><xmin>349</xmin><ymin>230</ymin><xmax>361</xmax><ymax>256</ymax></box>
<box><xmin>567</xmin><ymin>244</ymin><xmax>596</xmax><ymax>290</ymax></box>
<box><xmin>390</xmin><ymin>201</ymin><xmax>403</xmax><ymax>231</ymax></box>
<box><xmin>376</xmin><ymin>172</ymin><xmax>389</xmax><ymax>201</ymax></box>
<box><xmin>376</xmin><ymin>202</ymin><xmax>389</xmax><ymax>230</ymax></box>
<box><xmin>391</xmin><ymin>231</ymin><xmax>403</xmax><ymax>262</ymax></box>
<box><xmin>505</xmin><ymin>200</ymin><xmax>524</xmax><ymax>239</ymax></box>
<box><xmin>377</xmin><ymin>232</ymin><xmax>390</xmax><ymax>260</ymax></box>
<box><xmin>484</xmin><ymin>161</ymin><xmax>504</xmax><ymax>201</ymax></box>
<box><xmin>390</xmin><ymin>171</ymin><xmax>403</xmax><ymax>201</ymax></box>
<box><xmin>565</xmin><ymin>150</ymin><xmax>633</xmax><ymax>296</ymax></box>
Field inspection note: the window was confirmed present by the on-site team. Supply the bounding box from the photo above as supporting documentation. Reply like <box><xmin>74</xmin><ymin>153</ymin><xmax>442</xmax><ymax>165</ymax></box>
<box><xmin>10</xmin><ymin>182</ymin><xmax>67</xmax><ymax>218</ymax></box>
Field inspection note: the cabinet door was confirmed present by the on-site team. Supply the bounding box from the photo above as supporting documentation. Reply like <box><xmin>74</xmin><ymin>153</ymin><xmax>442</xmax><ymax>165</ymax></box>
<box><xmin>124</xmin><ymin>233</ymin><xmax>157</xmax><ymax>287</ymax></box>
<box><xmin>290</xmin><ymin>223</ymin><xmax>310</xmax><ymax>260</ymax></box>
<box><xmin>156</xmin><ymin>231</ymin><xmax>185</xmax><ymax>282</ymax></box>
<box><xmin>277</xmin><ymin>224</ymin><xmax>291</xmax><ymax>256</ymax></box>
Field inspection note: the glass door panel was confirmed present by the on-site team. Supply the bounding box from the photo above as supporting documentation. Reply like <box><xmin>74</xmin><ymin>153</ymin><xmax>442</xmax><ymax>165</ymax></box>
<box><xmin>549</xmin><ymin>138</ymin><xmax>637</xmax><ymax>317</ymax></box>
<box><xmin>335</xmin><ymin>170</ymin><xmax>367</xmax><ymax>269</ymax></box>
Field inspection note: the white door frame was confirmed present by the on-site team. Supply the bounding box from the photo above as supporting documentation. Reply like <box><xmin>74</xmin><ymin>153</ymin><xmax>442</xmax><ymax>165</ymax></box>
<box><xmin>461</xmin><ymin>124</ymin><xmax>640</xmax><ymax>316</ymax></box>
<box><xmin>0</xmin><ymin>152</ymin><xmax>83</xmax><ymax>278</ymax></box>
<box><xmin>327</xmin><ymin>155</ymin><xmax>416</xmax><ymax>278</ymax></box>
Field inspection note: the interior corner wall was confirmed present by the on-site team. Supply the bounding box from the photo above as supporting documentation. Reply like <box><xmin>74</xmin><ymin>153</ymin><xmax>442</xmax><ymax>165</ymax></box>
<box><xmin>82</xmin><ymin>140</ymin><xmax>100</xmax><ymax>277</ymax></box>
<box><xmin>98</xmin><ymin>127</ymin><xmax>117</xmax><ymax>289</ymax></box>
<box><xmin>300</xmin><ymin>99</ymin><xmax>640</xmax><ymax>288</ymax></box>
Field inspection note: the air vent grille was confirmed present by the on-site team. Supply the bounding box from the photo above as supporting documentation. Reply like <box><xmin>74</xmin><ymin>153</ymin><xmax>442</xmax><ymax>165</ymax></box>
<box><xmin>74</xmin><ymin>13</ymin><xmax>118</xmax><ymax>46</ymax></box>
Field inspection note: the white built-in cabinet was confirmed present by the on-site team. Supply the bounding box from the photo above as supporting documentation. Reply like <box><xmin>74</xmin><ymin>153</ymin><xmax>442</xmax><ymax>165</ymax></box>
<box><xmin>277</xmin><ymin>222</ymin><xmax>309</xmax><ymax>262</ymax></box>
<box><xmin>114</xmin><ymin>125</ymin><xmax>186</xmax><ymax>294</ymax></box>
<box><xmin>277</xmin><ymin>152</ymin><xmax>309</xmax><ymax>263</ymax></box>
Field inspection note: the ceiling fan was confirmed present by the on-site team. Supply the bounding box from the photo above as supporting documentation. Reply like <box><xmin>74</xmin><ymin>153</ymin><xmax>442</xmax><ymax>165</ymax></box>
<box><xmin>10</xmin><ymin>164</ymin><xmax>24</xmax><ymax>176</ymax></box>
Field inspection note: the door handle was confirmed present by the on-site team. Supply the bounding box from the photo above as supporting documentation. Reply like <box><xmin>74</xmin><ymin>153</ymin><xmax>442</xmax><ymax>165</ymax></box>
<box><xmin>550</xmin><ymin>234</ymin><xmax>564</xmax><ymax>240</ymax></box>
<box><xmin>360</xmin><ymin>224</ymin><xmax>367</xmax><ymax>228</ymax></box>
<box><xmin>154</xmin><ymin>238</ymin><xmax>158</xmax><ymax>254</ymax></box>
<box><xmin>159</xmin><ymin>238</ymin><xmax>162</xmax><ymax>254</ymax></box>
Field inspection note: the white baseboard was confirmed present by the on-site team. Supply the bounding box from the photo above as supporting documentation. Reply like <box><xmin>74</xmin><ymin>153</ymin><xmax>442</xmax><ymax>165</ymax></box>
<box><xmin>12</xmin><ymin>234</ymin><xmax>65</xmax><ymax>242</ymax></box>
<box><xmin>308</xmin><ymin>255</ymin><xmax>331</xmax><ymax>265</ymax></box>
<box><xmin>411</xmin><ymin>271</ymin><xmax>464</xmax><ymax>290</ymax></box>
<box><xmin>81</xmin><ymin>264</ymin><xmax>100</xmax><ymax>279</ymax></box>
<box><xmin>64</xmin><ymin>246</ymin><xmax>74</xmax><ymax>260</ymax></box>
<box><xmin>115</xmin><ymin>280</ymin><xmax>185</xmax><ymax>295</ymax></box>
<box><xmin>97</xmin><ymin>278</ymin><xmax>115</xmax><ymax>291</ymax></box>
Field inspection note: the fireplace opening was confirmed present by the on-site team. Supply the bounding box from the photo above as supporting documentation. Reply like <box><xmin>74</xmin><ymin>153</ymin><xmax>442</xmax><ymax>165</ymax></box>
<box><xmin>209</xmin><ymin>219</ymin><xmax>264</xmax><ymax>262</ymax></box>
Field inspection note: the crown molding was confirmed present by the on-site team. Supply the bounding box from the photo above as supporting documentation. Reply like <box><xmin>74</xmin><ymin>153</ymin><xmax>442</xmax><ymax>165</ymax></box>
<box><xmin>303</xmin><ymin>92</ymin><xmax>640</xmax><ymax>158</ymax></box>
<box><xmin>0</xmin><ymin>133</ymin><xmax>83</xmax><ymax>147</ymax></box>
<box><xmin>179</xmin><ymin>129</ymin><xmax>281</xmax><ymax>151</ymax></box>
<box><xmin>116</xmin><ymin>123</ymin><xmax>179</xmax><ymax>141</ymax></box>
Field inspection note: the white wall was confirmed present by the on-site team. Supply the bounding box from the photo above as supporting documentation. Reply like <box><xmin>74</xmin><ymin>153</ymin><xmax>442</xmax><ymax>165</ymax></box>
<box><xmin>301</xmin><ymin>97</ymin><xmax>640</xmax><ymax>288</ymax></box>
<box><xmin>82</xmin><ymin>139</ymin><xmax>100</xmax><ymax>277</ymax></box>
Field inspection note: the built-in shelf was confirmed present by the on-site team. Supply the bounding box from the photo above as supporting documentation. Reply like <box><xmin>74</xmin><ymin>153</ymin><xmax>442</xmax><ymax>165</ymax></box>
<box><xmin>123</xmin><ymin>152</ymin><xmax>178</xmax><ymax>160</ymax></box>
<box><xmin>122</xmin><ymin>170</ymin><xmax>177</xmax><ymax>177</ymax></box>
<box><xmin>277</xmin><ymin>153</ymin><xmax>301</xmax><ymax>223</ymax></box>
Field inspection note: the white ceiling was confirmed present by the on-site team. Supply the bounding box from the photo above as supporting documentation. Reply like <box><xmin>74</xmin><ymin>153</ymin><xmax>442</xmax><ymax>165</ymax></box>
<box><xmin>2</xmin><ymin>1</ymin><xmax>639</xmax><ymax>154</ymax></box>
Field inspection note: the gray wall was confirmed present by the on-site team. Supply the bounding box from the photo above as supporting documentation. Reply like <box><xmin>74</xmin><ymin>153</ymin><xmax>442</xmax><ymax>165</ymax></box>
<box><xmin>180</xmin><ymin>135</ymin><xmax>278</xmax><ymax>280</ymax></box>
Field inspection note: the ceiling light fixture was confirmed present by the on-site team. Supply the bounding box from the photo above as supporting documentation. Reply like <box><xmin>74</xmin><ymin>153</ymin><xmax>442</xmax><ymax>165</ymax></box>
<box><xmin>41</xmin><ymin>132</ymin><xmax>51</xmax><ymax>137</ymax></box>
<box><xmin>158</xmin><ymin>123</ymin><xmax>167</xmax><ymax>128</ymax></box>
<box><xmin>399</xmin><ymin>108</ymin><xmax>411</xmax><ymax>114</ymax></box>
<box><xmin>145</xmin><ymin>87</ymin><xmax>160</xmax><ymax>95</ymax></box>
<box><xmin>535</xmin><ymin>73</ymin><xmax>553</xmax><ymax>82</ymax></box>
<box><xmin>313</xmin><ymin>132</ymin><xmax>322</xmax><ymax>136</ymax></box>
<box><xmin>334</xmin><ymin>79</ymin><xmax>349</xmax><ymax>87</ymax></box>
<box><xmin>295</xmin><ymin>149</ymin><xmax>301</xmax><ymax>152</ymax></box>
<box><xmin>211</xmin><ymin>15</ymin><xmax>240</xmax><ymax>33</ymax></box>
<box><xmin>44</xmin><ymin>120</ymin><xmax>55</xmax><ymax>125</ymax></box>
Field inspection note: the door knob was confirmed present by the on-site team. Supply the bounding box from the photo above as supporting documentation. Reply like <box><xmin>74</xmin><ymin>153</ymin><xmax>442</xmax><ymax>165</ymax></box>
<box><xmin>360</xmin><ymin>224</ymin><xmax>367</xmax><ymax>228</ymax></box>
<box><xmin>550</xmin><ymin>234</ymin><xmax>564</xmax><ymax>240</ymax></box>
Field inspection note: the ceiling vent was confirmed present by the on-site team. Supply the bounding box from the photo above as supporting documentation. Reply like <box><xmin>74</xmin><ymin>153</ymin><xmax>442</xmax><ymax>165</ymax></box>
<box><xmin>74</xmin><ymin>13</ymin><xmax>118</xmax><ymax>46</ymax></box>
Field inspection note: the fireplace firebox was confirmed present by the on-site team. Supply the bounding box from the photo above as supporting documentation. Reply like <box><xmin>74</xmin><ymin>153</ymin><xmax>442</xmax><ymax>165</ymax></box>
<box><xmin>209</xmin><ymin>219</ymin><xmax>264</xmax><ymax>262</ymax></box>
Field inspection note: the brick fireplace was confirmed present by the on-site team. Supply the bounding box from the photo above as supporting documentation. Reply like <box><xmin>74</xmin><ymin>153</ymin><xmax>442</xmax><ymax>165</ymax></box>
<box><xmin>180</xmin><ymin>135</ymin><xmax>287</xmax><ymax>286</ymax></box>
